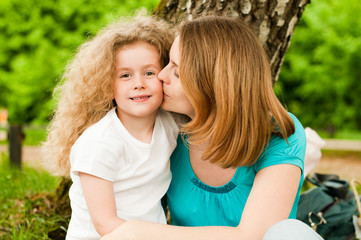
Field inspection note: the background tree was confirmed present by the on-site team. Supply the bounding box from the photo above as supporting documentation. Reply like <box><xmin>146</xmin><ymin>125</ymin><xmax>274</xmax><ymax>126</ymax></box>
<box><xmin>277</xmin><ymin>0</ymin><xmax>361</xmax><ymax>136</ymax></box>
<box><xmin>44</xmin><ymin>0</ymin><xmax>310</xmax><ymax>238</ymax></box>
<box><xmin>155</xmin><ymin>0</ymin><xmax>309</xmax><ymax>83</ymax></box>
<box><xmin>0</xmin><ymin>0</ymin><xmax>158</xmax><ymax>166</ymax></box>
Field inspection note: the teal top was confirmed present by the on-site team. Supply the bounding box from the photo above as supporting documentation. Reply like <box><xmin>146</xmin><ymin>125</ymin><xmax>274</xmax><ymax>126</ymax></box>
<box><xmin>167</xmin><ymin>113</ymin><xmax>306</xmax><ymax>227</ymax></box>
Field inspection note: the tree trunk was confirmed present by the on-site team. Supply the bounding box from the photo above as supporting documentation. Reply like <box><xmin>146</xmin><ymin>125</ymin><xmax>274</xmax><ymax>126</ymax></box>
<box><xmin>49</xmin><ymin>1</ymin><xmax>310</xmax><ymax>238</ymax></box>
<box><xmin>8</xmin><ymin>124</ymin><xmax>24</xmax><ymax>168</ymax></box>
<box><xmin>154</xmin><ymin>0</ymin><xmax>310</xmax><ymax>83</ymax></box>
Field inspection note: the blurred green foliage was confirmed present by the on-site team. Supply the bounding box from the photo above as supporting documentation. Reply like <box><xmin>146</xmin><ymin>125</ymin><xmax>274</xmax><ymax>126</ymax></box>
<box><xmin>277</xmin><ymin>0</ymin><xmax>361</xmax><ymax>133</ymax></box>
<box><xmin>1</xmin><ymin>0</ymin><xmax>360</xmax><ymax>135</ymax></box>
<box><xmin>0</xmin><ymin>0</ymin><xmax>158</xmax><ymax>124</ymax></box>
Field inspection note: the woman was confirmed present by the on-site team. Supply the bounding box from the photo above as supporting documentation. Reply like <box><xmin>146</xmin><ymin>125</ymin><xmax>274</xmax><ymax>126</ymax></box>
<box><xmin>102</xmin><ymin>16</ymin><xmax>323</xmax><ymax>240</ymax></box>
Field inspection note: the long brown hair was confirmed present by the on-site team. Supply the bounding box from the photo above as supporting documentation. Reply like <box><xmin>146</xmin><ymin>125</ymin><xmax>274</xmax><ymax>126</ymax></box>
<box><xmin>179</xmin><ymin>16</ymin><xmax>295</xmax><ymax>168</ymax></box>
<box><xmin>42</xmin><ymin>15</ymin><xmax>174</xmax><ymax>176</ymax></box>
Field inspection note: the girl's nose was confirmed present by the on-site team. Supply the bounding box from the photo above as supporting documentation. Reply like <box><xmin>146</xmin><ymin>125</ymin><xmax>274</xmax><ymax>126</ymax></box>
<box><xmin>133</xmin><ymin>76</ymin><xmax>145</xmax><ymax>89</ymax></box>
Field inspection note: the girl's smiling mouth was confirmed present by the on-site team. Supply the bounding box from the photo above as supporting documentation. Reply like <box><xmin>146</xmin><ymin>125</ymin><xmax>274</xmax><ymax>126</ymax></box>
<box><xmin>130</xmin><ymin>95</ymin><xmax>151</xmax><ymax>102</ymax></box>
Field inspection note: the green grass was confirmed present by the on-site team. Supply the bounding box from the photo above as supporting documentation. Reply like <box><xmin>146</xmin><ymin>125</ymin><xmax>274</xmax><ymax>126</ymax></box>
<box><xmin>0</xmin><ymin>153</ymin><xmax>67</xmax><ymax>239</ymax></box>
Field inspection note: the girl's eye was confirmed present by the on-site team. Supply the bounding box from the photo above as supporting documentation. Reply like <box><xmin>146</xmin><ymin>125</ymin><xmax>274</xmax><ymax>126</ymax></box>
<box><xmin>145</xmin><ymin>71</ymin><xmax>156</xmax><ymax>76</ymax></box>
<box><xmin>120</xmin><ymin>73</ymin><xmax>130</xmax><ymax>78</ymax></box>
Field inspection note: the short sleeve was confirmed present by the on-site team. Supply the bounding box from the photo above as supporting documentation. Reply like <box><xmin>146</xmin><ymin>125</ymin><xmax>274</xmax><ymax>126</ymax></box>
<box><xmin>70</xmin><ymin>139</ymin><xmax>121</xmax><ymax>182</ymax></box>
<box><xmin>253</xmin><ymin>113</ymin><xmax>306</xmax><ymax>173</ymax></box>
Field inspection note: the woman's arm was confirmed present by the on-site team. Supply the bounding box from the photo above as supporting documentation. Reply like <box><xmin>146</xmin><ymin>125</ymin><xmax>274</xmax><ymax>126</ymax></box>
<box><xmin>102</xmin><ymin>221</ymin><xmax>240</xmax><ymax>240</ymax></box>
<box><xmin>101</xmin><ymin>164</ymin><xmax>301</xmax><ymax>240</ymax></box>
<box><xmin>79</xmin><ymin>172</ymin><xmax>126</xmax><ymax>236</ymax></box>
<box><xmin>237</xmin><ymin>164</ymin><xmax>301</xmax><ymax>239</ymax></box>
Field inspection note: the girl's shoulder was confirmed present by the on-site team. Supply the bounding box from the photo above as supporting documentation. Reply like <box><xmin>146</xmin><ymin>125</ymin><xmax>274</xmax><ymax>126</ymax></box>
<box><xmin>74</xmin><ymin>108</ymin><xmax>117</xmax><ymax>145</ymax></box>
<box><xmin>158</xmin><ymin>109</ymin><xmax>179</xmax><ymax>135</ymax></box>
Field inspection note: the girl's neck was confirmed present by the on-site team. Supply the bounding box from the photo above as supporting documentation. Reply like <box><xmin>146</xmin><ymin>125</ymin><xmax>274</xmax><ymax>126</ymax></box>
<box><xmin>116</xmin><ymin>110</ymin><xmax>157</xmax><ymax>144</ymax></box>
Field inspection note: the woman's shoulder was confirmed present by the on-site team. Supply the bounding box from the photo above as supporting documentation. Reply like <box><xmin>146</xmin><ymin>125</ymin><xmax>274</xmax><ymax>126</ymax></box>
<box><xmin>170</xmin><ymin>135</ymin><xmax>189</xmax><ymax>168</ymax></box>
<box><xmin>269</xmin><ymin>112</ymin><xmax>306</xmax><ymax>149</ymax></box>
<box><xmin>286</xmin><ymin>112</ymin><xmax>306</xmax><ymax>142</ymax></box>
<box><xmin>254</xmin><ymin>113</ymin><xmax>306</xmax><ymax>171</ymax></box>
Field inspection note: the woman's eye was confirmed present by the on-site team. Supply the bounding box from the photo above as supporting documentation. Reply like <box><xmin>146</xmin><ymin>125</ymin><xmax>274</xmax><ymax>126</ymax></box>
<box><xmin>120</xmin><ymin>73</ymin><xmax>130</xmax><ymax>78</ymax></box>
<box><xmin>173</xmin><ymin>69</ymin><xmax>179</xmax><ymax>78</ymax></box>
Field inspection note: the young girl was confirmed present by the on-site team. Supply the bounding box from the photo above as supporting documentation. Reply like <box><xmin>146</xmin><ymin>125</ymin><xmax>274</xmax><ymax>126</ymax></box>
<box><xmin>42</xmin><ymin>15</ymin><xmax>178</xmax><ymax>240</ymax></box>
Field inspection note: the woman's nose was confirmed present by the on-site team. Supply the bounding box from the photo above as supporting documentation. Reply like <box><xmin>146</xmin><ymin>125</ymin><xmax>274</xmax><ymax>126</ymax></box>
<box><xmin>158</xmin><ymin>66</ymin><xmax>169</xmax><ymax>84</ymax></box>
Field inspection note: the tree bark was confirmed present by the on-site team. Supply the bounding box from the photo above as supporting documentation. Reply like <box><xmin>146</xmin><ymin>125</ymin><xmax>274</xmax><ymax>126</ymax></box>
<box><xmin>8</xmin><ymin>124</ymin><xmax>24</xmax><ymax>168</ymax></box>
<box><xmin>49</xmin><ymin>0</ymin><xmax>310</xmax><ymax>238</ymax></box>
<box><xmin>154</xmin><ymin>0</ymin><xmax>310</xmax><ymax>83</ymax></box>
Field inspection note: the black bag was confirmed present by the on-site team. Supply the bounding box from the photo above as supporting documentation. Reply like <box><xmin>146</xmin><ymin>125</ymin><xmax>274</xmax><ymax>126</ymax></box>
<box><xmin>296</xmin><ymin>173</ymin><xmax>361</xmax><ymax>240</ymax></box>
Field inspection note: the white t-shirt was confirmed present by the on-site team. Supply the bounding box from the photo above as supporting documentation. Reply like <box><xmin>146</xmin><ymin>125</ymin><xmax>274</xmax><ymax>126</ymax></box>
<box><xmin>66</xmin><ymin>108</ymin><xmax>178</xmax><ymax>240</ymax></box>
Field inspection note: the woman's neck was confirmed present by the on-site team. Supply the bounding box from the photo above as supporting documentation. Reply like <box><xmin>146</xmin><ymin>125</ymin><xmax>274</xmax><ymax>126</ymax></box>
<box><xmin>188</xmin><ymin>139</ymin><xmax>237</xmax><ymax>187</ymax></box>
<box><xmin>189</xmin><ymin>140</ymin><xmax>208</xmax><ymax>153</ymax></box>
<box><xmin>188</xmin><ymin>139</ymin><xmax>209</xmax><ymax>165</ymax></box>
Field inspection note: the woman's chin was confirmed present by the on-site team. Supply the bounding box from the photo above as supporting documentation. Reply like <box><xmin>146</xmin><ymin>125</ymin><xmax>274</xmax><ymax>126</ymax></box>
<box><xmin>161</xmin><ymin>100</ymin><xmax>194</xmax><ymax>118</ymax></box>
<box><xmin>160</xmin><ymin>101</ymin><xmax>173</xmax><ymax>112</ymax></box>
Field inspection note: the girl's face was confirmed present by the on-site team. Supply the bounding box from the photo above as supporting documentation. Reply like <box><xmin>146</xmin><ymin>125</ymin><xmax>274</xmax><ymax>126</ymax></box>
<box><xmin>113</xmin><ymin>41</ymin><xmax>163</xmax><ymax>121</ymax></box>
<box><xmin>159</xmin><ymin>37</ymin><xmax>194</xmax><ymax>118</ymax></box>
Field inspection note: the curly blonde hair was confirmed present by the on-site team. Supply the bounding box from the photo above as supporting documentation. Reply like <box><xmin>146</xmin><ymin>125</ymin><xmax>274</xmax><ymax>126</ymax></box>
<box><xmin>42</xmin><ymin>15</ymin><xmax>174</xmax><ymax>176</ymax></box>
